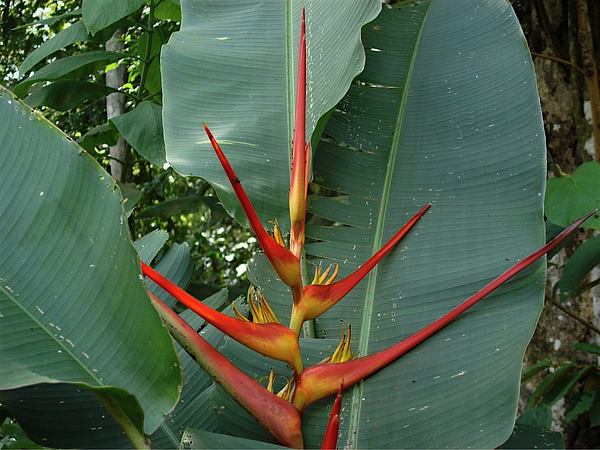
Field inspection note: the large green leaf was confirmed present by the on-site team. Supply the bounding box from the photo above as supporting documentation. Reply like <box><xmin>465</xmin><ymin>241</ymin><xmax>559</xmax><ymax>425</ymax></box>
<box><xmin>159</xmin><ymin>0</ymin><xmax>546</xmax><ymax>448</ymax></box>
<box><xmin>0</xmin><ymin>89</ymin><xmax>181</xmax><ymax>436</ymax></box>
<box><xmin>302</xmin><ymin>1</ymin><xmax>546</xmax><ymax>448</ymax></box>
<box><xmin>161</xmin><ymin>0</ymin><xmax>382</xmax><ymax>227</ymax></box>
<box><xmin>229</xmin><ymin>1</ymin><xmax>546</xmax><ymax>448</ymax></box>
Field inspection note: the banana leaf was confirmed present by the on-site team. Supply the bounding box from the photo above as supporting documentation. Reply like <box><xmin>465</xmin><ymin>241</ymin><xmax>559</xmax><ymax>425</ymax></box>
<box><xmin>161</xmin><ymin>0</ymin><xmax>546</xmax><ymax>448</ymax></box>
<box><xmin>162</xmin><ymin>0</ymin><xmax>382</xmax><ymax>227</ymax></box>
<box><xmin>0</xmin><ymin>88</ymin><xmax>181</xmax><ymax>442</ymax></box>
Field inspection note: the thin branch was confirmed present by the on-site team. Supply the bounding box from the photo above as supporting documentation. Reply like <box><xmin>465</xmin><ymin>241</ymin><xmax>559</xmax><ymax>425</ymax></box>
<box><xmin>546</xmin><ymin>295</ymin><xmax>600</xmax><ymax>335</ymax></box>
<box><xmin>530</xmin><ymin>51</ymin><xmax>586</xmax><ymax>75</ymax></box>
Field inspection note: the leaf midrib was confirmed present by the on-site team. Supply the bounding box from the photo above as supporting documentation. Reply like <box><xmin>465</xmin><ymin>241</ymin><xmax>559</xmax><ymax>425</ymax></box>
<box><xmin>347</xmin><ymin>5</ymin><xmax>432</xmax><ymax>447</ymax></box>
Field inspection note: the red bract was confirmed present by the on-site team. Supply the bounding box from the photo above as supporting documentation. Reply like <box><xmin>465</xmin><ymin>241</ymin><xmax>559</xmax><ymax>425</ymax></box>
<box><xmin>203</xmin><ymin>123</ymin><xmax>303</xmax><ymax>299</ymax></box>
<box><xmin>291</xmin><ymin>210</ymin><xmax>596</xmax><ymax>413</ymax></box>
<box><xmin>148</xmin><ymin>292</ymin><xmax>304</xmax><ymax>449</ymax></box>
<box><xmin>289</xmin><ymin>9</ymin><xmax>309</xmax><ymax>261</ymax></box>
<box><xmin>142</xmin><ymin>262</ymin><xmax>304</xmax><ymax>375</ymax></box>
<box><xmin>321</xmin><ymin>384</ymin><xmax>344</xmax><ymax>450</ymax></box>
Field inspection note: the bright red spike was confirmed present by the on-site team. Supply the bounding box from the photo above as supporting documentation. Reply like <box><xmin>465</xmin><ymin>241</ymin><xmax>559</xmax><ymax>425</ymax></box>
<box><xmin>289</xmin><ymin>8</ymin><xmax>308</xmax><ymax>260</ymax></box>
<box><xmin>203</xmin><ymin>123</ymin><xmax>303</xmax><ymax>293</ymax></box>
<box><xmin>142</xmin><ymin>262</ymin><xmax>304</xmax><ymax>375</ymax></box>
<box><xmin>290</xmin><ymin>204</ymin><xmax>431</xmax><ymax>332</ymax></box>
<box><xmin>321</xmin><ymin>384</ymin><xmax>344</xmax><ymax>450</ymax></box>
<box><xmin>292</xmin><ymin>210</ymin><xmax>596</xmax><ymax>412</ymax></box>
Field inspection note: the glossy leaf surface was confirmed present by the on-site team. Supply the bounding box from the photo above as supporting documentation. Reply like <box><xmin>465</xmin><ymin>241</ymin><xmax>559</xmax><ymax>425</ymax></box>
<box><xmin>0</xmin><ymin>89</ymin><xmax>181</xmax><ymax>435</ymax></box>
<box><xmin>238</xmin><ymin>1</ymin><xmax>546</xmax><ymax>448</ymax></box>
<box><xmin>304</xmin><ymin>2</ymin><xmax>546</xmax><ymax>447</ymax></box>
<box><xmin>161</xmin><ymin>0</ymin><xmax>381</xmax><ymax>227</ymax></box>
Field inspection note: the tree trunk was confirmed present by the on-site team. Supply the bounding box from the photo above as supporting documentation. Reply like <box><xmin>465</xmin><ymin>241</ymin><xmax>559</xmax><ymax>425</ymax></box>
<box><xmin>515</xmin><ymin>1</ymin><xmax>600</xmax><ymax>447</ymax></box>
<box><xmin>106</xmin><ymin>27</ymin><xmax>128</xmax><ymax>182</ymax></box>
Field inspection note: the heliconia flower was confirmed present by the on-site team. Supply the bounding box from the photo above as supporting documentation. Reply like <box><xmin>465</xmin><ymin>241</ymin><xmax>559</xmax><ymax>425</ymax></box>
<box><xmin>288</xmin><ymin>204</ymin><xmax>431</xmax><ymax>335</ymax></box>
<box><xmin>318</xmin><ymin>324</ymin><xmax>355</xmax><ymax>365</ymax></box>
<box><xmin>141</xmin><ymin>261</ymin><xmax>304</xmax><ymax>375</ymax></box>
<box><xmin>289</xmin><ymin>9</ymin><xmax>309</xmax><ymax>261</ymax></box>
<box><xmin>260</xmin><ymin>368</ymin><xmax>294</xmax><ymax>401</ymax></box>
<box><xmin>147</xmin><ymin>292</ymin><xmax>304</xmax><ymax>449</ymax></box>
<box><xmin>321</xmin><ymin>384</ymin><xmax>344</xmax><ymax>450</ymax></box>
<box><xmin>203</xmin><ymin>123</ymin><xmax>303</xmax><ymax>298</ymax></box>
<box><xmin>311</xmin><ymin>262</ymin><xmax>339</xmax><ymax>286</ymax></box>
<box><xmin>233</xmin><ymin>286</ymin><xmax>280</xmax><ymax>324</ymax></box>
<box><xmin>291</xmin><ymin>210</ymin><xmax>596</xmax><ymax>413</ymax></box>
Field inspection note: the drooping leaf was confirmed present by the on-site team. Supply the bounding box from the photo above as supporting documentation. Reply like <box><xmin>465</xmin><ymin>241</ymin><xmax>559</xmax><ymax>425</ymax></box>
<box><xmin>19</xmin><ymin>20</ymin><xmax>124</xmax><ymax>76</ymax></box>
<box><xmin>110</xmin><ymin>101</ymin><xmax>166</xmax><ymax>166</ymax></box>
<box><xmin>553</xmin><ymin>234</ymin><xmax>600</xmax><ymax>301</ymax></box>
<box><xmin>0</xmin><ymin>88</ymin><xmax>181</xmax><ymax>435</ymax></box>
<box><xmin>14</xmin><ymin>50</ymin><xmax>126</xmax><ymax>98</ymax></box>
<box><xmin>546</xmin><ymin>162</ymin><xmax>600</xmax><ymax>230</ymax></box>
<box><xmin>24</xmin><ymin>80</ymin><xmax>116</xmax><ymax>111</ymax></box>
<box><xmin>0</xmin><ymin>384</ymin><xmax>133</xmax><ymax>449</ymax></box>
<box><xmin>162</xmin><ymin>0</ymin><xmax>382</xmax><ymax>227</ymax></box>
<box><xmin>82</xmin><ymin>0</ymin><xmax>143</xmax><ymax>36</ymax></box>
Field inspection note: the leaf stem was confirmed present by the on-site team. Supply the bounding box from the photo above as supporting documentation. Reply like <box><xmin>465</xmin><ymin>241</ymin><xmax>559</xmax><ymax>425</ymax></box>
<box><xmin>92</xmin><ymin>390</ymin><xmax>151</xmax><ymax>449</ymax></box>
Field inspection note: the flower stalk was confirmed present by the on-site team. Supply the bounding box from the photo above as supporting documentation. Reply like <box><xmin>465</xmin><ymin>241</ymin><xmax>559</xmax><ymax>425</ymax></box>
<box><xmin>141</xmin><ymin>262</ymin><xmax>303</xmax><ymax>375</ymax></box>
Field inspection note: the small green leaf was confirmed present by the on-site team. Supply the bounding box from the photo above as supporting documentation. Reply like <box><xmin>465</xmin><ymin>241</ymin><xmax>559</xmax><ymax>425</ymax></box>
<box><xmin>77</xmin><ymin>122</ymin><xmax>120</xmax><ymax>151</ymax></box>
<box><xmin>565</xmin><ymin>386</ymin><xmax>600</xmax><ymax>423</ymax></box>
<box><xmin>155</xmin><ymin>0</ymin><xmax>181</xmax><ymax>22</ymax></box>
<box><xmin>15</xmin><ymin>50</ymin><xmax>126</xmax><ymax>98</ymax></box>
<box><xmin>134</xmin><ymin>229</ymin><xmax>169</xmax><ymax>263</ymax></box>
<box><xmin>24</xmin><ymin>80</ymin><xmax>115</xmax><ymax>111</ymax></box>
<box><xmin>573</xmin><ymin>342</ymin><xmax>600</xmax><ymax>357</ymax></box>
<box><xmin>110</xmin><ymin>101</ymin><xmax>166</xmax><ymax>166</ymax></box>
<box><xmin>19</xmin><ymin>21</ymin><xmax>89</xmax><ymax>75</ymax></box>
<box><xmin>546</xmin><ymin>162</ymin><xmax>600</xmax><ymax>230</ymax></box>
<box><xmin>522</xmin><ymin>359</ymin><xmax>553</xmax><ymax>381</ymax></box>
<box><xmin>82</xmin><ymin>0</ymin><xmax>143</xmax><ymax>36</ymax></box>
<box><xmin>19</xmin><ymin>20</ymin><xmax>124</xmax><ymax>76</ymax></box>
<box><xmin>554</xmin><ymin>235</ymin><xmax>600</xmax><ymax>301</ymax></box>
<box><xmin>538</xmin><ymin>367</ymin><xmax>593</xmax><ymax>407</ymax></box>
<box><xmin>499</xmin><ymin>424</ymin><xmax>564</xmax><ymax>449</ymax></box>
<box><xmin>517</xmin><ymin>405</ymin><xmax>554</xmax><ymax>430</ymax></box>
